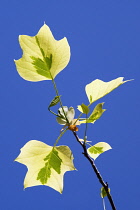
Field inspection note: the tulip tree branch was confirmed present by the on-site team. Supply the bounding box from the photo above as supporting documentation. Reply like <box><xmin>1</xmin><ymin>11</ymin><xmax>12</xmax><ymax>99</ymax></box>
<box><xmin>14</xmin><ymin>24</ymin><xmax>131</xmax><ymax>209</ymax></box>
<box><xmin>72</xmin><ymin>131</ymin><xmax>116</xmax><ymax>210</ymax></box>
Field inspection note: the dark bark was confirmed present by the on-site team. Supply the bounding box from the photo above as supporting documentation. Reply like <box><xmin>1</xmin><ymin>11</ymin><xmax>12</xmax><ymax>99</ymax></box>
<box><xmin>72</xmin><ymin>131</ymin><xmax>116</xmax><ymax>210</ymax></box>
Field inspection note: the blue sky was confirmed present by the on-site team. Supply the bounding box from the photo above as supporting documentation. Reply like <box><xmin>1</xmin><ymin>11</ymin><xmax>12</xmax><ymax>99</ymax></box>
<box><xmin>0</xmin><ymin>0</ymin><xmax>140</xmax><ymax>209</ymax></box>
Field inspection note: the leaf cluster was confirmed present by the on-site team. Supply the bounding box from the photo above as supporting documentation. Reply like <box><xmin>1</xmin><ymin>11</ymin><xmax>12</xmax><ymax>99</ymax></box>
<box><xmin>14</xmin><ymin>24</ymin><xmax>131</xmax><ymax>207</ymax></box>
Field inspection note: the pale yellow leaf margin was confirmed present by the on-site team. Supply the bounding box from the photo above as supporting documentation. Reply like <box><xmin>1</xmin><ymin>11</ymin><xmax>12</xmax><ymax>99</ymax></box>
<box><xmin>87</xmin><ymin>142</ymin><xmax>112</xmax><ymax>160</ymax></box>
<box><xmin>15</xmin><ymin>140</ymin><xmax>76</xmax><ymax>193</ymax></box>
<box><xmin>14</xmin><ymin>24</ymin><xmax>70</xmax><ymax>81</ymax></box>
<box><xmin>86</xmin><ymin>77</ymin><xmax>132</xmax><ymax>104</ymax></box>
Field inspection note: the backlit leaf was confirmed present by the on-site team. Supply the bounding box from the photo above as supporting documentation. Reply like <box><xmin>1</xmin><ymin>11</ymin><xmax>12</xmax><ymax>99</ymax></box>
<box><xmin>85</xmin><ymin>77</ymin><xmax>130</xmax><ymax>104</ymax></box>
<box><xmin>87</xmin><ymin>142</ymin><xmax>112</xmax><ymax>160</ymax></box>
<box><xmin>14</xmin><ymin>24</ymin><xmax>70</xmax><ymax>81</ymax></box>
<box><xmin>15</xmin><ymin>140</ymin><xmax>76</xmax><ymax>193</ymax></box>
<box><xmin>77</xmin><ymin>103</ymin><xmax>90</xmax><ymax>114</ymax></box>
<box><xmin>80</xmin><ymin>103</ymin><xmax>106</xmax><ymax>124</ymax></box>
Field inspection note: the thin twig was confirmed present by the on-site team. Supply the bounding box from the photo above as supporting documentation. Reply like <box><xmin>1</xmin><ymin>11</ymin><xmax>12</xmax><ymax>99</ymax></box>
<box><xmin>72</xmin><ymin>131</ymin><xmax>116</xmax><ymax>210</ymax></box>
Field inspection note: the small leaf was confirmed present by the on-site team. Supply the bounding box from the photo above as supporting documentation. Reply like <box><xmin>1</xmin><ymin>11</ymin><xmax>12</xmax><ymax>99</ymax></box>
<box><xmin>89</xmin><ymin>103</ymin><xmax>106</xmax><ymax>121</ymax></box>
<box><xmin>100</xmin><ymin>187</ymin><xmax>110</xmax><ymax>198</ymax></box>
<box><xmin>14</xmin><ymin>24</ymin><xmax>70</xmax><ymax>81</ymax></box>
<box><xmin>48</xmin><ymin>96</ymin><xmax>61</xmax><ymax>108</ymax></box>
<box><xmin>85</xmin><ymin>77</ymin><xmax>131</xmax><ymax>104</ymax></box>
<box><xmin>56</xmin><ymin>117</ymin><xmax>67</xmax><ymax>125</ymax></box>
<box><xmin>15</xmin><ymin>140</ymin><xmax>76</xmax><ymax>193</ymax></box>
<box><xmin>87</xmin><ymin>142</ymin><xmax>112</xmax><ymax>160</ymax></box>
<box><xmin>77</xmin><ymin>103</ymin><xmax>90</xmax><ymax>114</ymax></box>
<box><xmin>80</xmin><ymin>103</ymin><xmax>106</xmax><ymax>124</ymax></box>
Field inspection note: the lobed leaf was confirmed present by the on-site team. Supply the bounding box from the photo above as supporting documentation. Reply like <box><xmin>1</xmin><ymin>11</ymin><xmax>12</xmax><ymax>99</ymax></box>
<box><xmin>15</xmin><ymin>140</ymin><xmax>76</xmax><ymax>193</ymax></box>
<box><xmin>85</xmin><ymin>77</ymin><xmax>130</xmax><ymax>104</ymax></box>
<box><xmin>87</xmin><ymin>142</ymin><xmax>112</xmax><ymax>160</ymax></box>
<box><xmin>14</xmin><ymin>24</ymin><xmax>70</xmax><ymax>81</ymax></box>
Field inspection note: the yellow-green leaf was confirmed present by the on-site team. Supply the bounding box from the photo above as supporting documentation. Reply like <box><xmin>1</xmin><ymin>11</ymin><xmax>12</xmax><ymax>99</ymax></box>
<box><xmin>87</xmin><ymin>142</ymin><xmax>112</xmax><ymax>160</ymax></box>
<box><xmin>80</xmin><ymin>103</ymin><xmax>106</xmax><ymax>124</ymax></box>
<box><xmin>77</xmin><ymin>103</ymin><xmax>90</xmax><ymax>114</ymax></box>
<box><xmin>14</xmin><ymin>24</ymin><xmax>70</xmax><ymax>81</ymax></box>
<box><xmin>100</xmin><ymin>187</ymin><xmax>110</xmax><ymax>198</ymax></box>
<box><xmin>85</xmin><ymin>77</ymin><xmax>130</xmax><ymax>104</ymax></box>
<box><xmin>15</xmin><ymin>140</ymin><xmax>76</xmax><ymax>193</ymax></box>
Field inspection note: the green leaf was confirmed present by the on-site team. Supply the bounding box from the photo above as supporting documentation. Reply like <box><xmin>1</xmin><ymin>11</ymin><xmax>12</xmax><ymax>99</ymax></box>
<box><xmin>89</xmin><ymin>103</ymin><xmax>106</xmax><ymax>122</ymax></box>
<box><xmin>48</xmin><ymin>96</ymin><xmax>61</xmax><ymax>108</ymax></box>
<box><xmin>30</xmin><ymin>54</ymin><xmax>52</xmax><ymax>78</ymax></box>
<box><xmin>77</xmin><ymin>103</ymin><xmax>90</xmax><ymax>114</ymax></box>
<box><xmin>37</xmin><ymin>149</ymin><xmax>62</xmax><ymax>184</ymax></box>
<box><xmin>15</xmin><ymin>140</ymin><xmax>76</xmax><ymax>193</ymax></box>
<box><xmin>100</xmin><ymin>187</ymin><xmax>110</xmax><ymax>198</ymax></box>
<box><xmin>14</xmin><ymin>24</ymin><xmax>70</xmax><ymax>81</ymax></box>
<box><xmin>80</xmin><ymin>103</ymin><xmax>106</xmax><ymax>124</ymax></box>
<box><xmin>85</xmin><ymin>77</ymin><xmax>131</xmax><ymax>104</ymax></box>
<box><xmin>87</xmin><ymin>142</ymin><xmax>112</xmax><ymax>160</ymax></box>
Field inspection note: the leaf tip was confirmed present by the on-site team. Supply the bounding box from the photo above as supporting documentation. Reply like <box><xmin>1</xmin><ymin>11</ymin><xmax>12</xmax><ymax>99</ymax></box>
<box><xmin>18</xmin><ymin>35</ymin><xmax>22</xmax><ymax>41</ymax></box>
<box><xmin>23</xmin><ymin>184</ymin><xmax>27</xmax><ymax>190</ymax></box>
<box><xmin>124</xmin><ymin>78</ymin><xmax>134</xmax><ymax>83</ymax></box>
<box><xmin>14</xmin><ymin>156</ymin><xmax>19</xmax><ymax>162</ymax></box>
<box><xmin>59</xmin><ymin>189</ymin><xmax>63</xmax><ymax>194</ymax></box>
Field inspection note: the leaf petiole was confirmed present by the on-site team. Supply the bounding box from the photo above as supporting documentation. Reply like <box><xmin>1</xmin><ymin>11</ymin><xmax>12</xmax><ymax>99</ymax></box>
<box><xmin>53</xmin><ymin>128</ymin><xmax>68</xmax><ymax>147</ymax></box>
<box><xmin>48</xmin><ymin>107</ymin><xmax>59</xmax><ymax>117</ymax></box>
